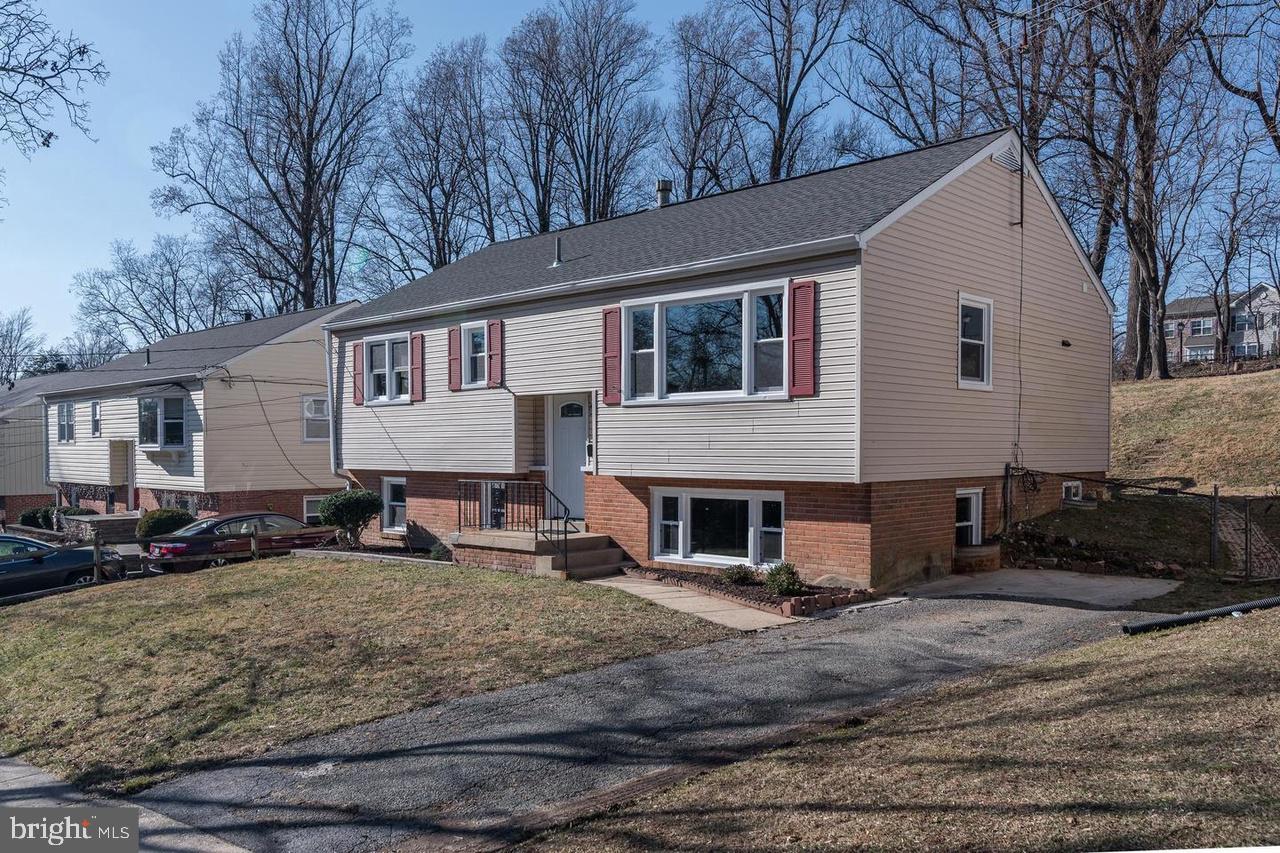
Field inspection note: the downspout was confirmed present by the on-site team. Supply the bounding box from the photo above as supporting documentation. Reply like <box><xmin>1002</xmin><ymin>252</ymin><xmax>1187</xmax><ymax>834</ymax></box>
<box><xmin>324</xmin><ymin>328</ymin><xmax>340</xmax><ymax>479</ymax></box>
<box><xmin>41</xmin><ymin>397</ymin><xmax>50</xmax><ymax>491</ymax></box>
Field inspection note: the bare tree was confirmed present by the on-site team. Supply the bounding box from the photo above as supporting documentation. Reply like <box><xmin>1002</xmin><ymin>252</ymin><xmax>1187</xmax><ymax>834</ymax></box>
<box><xmin>0</xmin><ymin>305</ymin><xmax>43</xmax><ymax>386</ymax></box>
<box><xmin>1199</xmin><ymin>2</ymin><xmax>1280</xmax><ymax>157</ymax></box>
<box><xmin>69</xmin><ymin>235</ymin><xmax>249</xmax><ymax>348</ymax></box>
<box><xmin>152</xmin><ymin>0</ymin><xmax>410</xmax><ymax>309</ymax></box>
<box><xmin>0</xmin><ymin>0</ymin><xmax>107</xmax><ymax>162</ymax></box>
<box><xmin>57</xmin><ymin>325</ymin><xmax>126</xmax><ymax>369</ymax></box>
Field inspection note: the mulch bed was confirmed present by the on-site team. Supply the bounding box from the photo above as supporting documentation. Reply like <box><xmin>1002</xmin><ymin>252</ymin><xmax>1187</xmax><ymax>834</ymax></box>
<box><xmin>623</xmin><ymin>566</ymin><xmax>873</xmax><ymax>617</ymax></box>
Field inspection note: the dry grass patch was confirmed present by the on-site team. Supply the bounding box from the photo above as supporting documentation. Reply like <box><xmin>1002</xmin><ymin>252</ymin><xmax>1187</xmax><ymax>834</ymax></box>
<box><xmin>528</xmin><ymin>608</ymin><xmax>1280</xmax><ymax>852</ymax></box>
<box><xmin>0</xmin><ymin>556</ymin><xmax>730</xmax><ymax>794</ymax></box>
<box><xmin>1112</xmin><ymin>371</ymin><xmax>1280</xmax><ymax>489</ymax></box>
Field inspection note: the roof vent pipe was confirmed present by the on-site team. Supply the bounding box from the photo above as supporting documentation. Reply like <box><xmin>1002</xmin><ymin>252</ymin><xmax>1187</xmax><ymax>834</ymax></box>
<box><xmin>656</xmin><ymin>178</ymin><xmax>673</xmax><ymax>208</ymax></box>
<box><xmin>551</xmin><ymin>235</ymin><xmax>562</xmax><ymax>268</ymax></box>
<box><xmin>145</xmin><ymin>348</ymin><xmax>150</xmax><ymax>365</ymax></box>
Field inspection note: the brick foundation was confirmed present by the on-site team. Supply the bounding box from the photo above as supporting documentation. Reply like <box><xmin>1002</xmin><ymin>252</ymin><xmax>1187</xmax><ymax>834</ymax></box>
<box><xmin>0</xmin><ymin>492</ymin><xmax>57</xmax><ymax>525</ymax></box>
<box><xmin>346</xmin><ymin>470</ymin><xmax>530</xmax><ymax>551</ymax></box>
<box><xmin>52</xmin><ymin>484</ymin><xmax>341</xmax><ymax>521</ymax></box>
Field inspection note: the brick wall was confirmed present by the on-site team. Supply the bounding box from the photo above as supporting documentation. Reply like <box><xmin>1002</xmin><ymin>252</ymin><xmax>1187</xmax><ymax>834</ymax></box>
<box><xmin>136</xmin><ymin>487</ymin><xmax>339</xmax><ymax>520</ymax></box>
<box><xmin>346</xmin><ymin>470</ymin><xmax>531</xmax><ymax>550</ymax></box>
<box><xmin>0</xmin><ymin>492</ymin><xmax>57</xmax><ymax>524</ymax></box>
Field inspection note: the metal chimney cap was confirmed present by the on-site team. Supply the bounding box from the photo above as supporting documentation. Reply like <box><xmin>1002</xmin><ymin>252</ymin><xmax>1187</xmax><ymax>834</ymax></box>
<box><xmin>656</xmin><ymin>179</ymin><xmax>674</xmax><ymax>207</ymax></box>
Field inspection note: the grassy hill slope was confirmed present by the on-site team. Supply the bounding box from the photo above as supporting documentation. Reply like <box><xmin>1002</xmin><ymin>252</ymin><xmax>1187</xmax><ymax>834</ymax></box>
<box><xmin>1111</xmin><ymin>370</ymin><xmax>1280</xmax><ymax>491</ymax></box>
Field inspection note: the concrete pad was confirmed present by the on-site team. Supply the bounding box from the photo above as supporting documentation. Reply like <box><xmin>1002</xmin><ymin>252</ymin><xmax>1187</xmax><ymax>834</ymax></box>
<box><xmin>907</xmin><ymin>568</ymin><xmax>1179</xmax><ymax>608</ymax></box>
<box><xmin>587</xmin><ymin>575</ymin><xmax>794</xmax><ymax>630</ymax></box>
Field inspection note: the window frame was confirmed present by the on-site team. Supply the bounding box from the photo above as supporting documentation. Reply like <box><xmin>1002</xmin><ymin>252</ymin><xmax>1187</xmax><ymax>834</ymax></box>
<box><xmin>1185</xmin><ymin>345</ymin><xmax>1215</xmax><ymax>362</ymax></box>
<box><xmin>1188</xmin><ymin>317</ymin><xmax>1213</xmax><ymax>337</ymax></box>
<box><xmin>1061</xmin><ymin>480</ymin><xmax>1083</xmax><ymax>501</ymax></box>
<box><xmin>56</xmin><ymin>401</ymin><xmax>75</xmax><ymax>443</ymax></box>
<box><xmin>301</xmin><ymin>395</ymin><xmax>330</xmax><ymax>442</ymax></box>
<box><xmin>90</xmin><ymin>401</ymin><xmax>101</xmax><ymax>437</ymax></box>
<box><xmin>955</xmin><ymin>487</ymin><xmax>984</xmax><ymax>547</ymax></box>
<box><xmin>138</xmin><ymin>396</ymin><xmax>186</xmax><ymax>449</ymax></box>
<box><xmin>303</xmin><ymin>495</ymin><xmax>327</xmax><ymax>526</ymax></box>
<box><xmin>957</xmin><ymin>293</ymin><xmax>994</xmax><ymax>391</ymax></box>
<box><xmin>382</xmin><ymin>476</ymin><xmax>407</xmax><ymax>533</ymax></box>
<box><xmin>362</xmin><ymin>332</ymin><xmax>412</xmax><ymax>406</ymax></box>
<box><xmin>1232</xmin><ymin>313</ymin><xmax>1258</xmax><ymax>332</ymax></box>
<box><xmin>460</xmin><ymin>321</ymin><xmax>488</xmax><ymax>389</ymax></box>
<box><xmin>649</xmin><ymin>486</ymin><xmax>785</xmax><ymax>567</ymax></box>
<box><xmin>1232</xmin><ymin>342</ymin><xmax>1260</xmax><ymax>358</ymax></box>
<box><xmin>620</xmin><ymin>280</ymin><xmax>789</xmax><ymax>406</ymax></box>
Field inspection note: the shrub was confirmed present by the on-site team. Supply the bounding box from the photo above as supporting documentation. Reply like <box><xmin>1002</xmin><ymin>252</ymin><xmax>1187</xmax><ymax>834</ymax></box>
<box><xmin>18</xmin><ymin>506</ymin><xmax>56</xmax><ymax>529</ymax></box>
<box><xmin>61</xmin><ymin>507</ymin><xmax>97</xmax><ymax>517</ymax></box>
<box><xmin>318</xmin><ymin>489</ymin><xmax>382</xmax><ymax>548</ymax></box>
<box><xmin>428</xmin><ymin>542</ymin><xmax>451</xmax><ymax>562</ymax></box>
<box><xmin>763</xmin><ymin>562</ymin><xmax>806</xmax><ymax>597</ymax></box>
<box><xmin>136</xmin><ymin>508</ymin><xmax>195</xmax><ymax>539</ymax></box>
<box><xmin>720</xmin><ymin>563</ymin><xmax>755</xmax><ymax>585</ymax></box>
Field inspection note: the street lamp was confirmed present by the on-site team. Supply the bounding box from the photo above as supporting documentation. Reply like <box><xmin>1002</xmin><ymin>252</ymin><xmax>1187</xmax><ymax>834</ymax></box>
<box><xmin>1177</xmin><ymin>320</ymin><xmax>1185</xmax><ymax>364</ymax></box>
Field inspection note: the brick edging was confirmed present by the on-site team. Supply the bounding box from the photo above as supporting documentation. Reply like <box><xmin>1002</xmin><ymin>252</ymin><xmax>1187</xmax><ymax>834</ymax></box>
<box><xmin>621</xmin><ymin>566</ymin><xmax>873</xmax><ymax>617</ymax></box>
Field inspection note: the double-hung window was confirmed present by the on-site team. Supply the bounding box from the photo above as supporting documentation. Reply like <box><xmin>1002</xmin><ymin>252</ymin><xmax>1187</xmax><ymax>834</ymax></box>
<box><xmin>365</xmin><ymin>336</ymin><xmax>410</xmax><ymax>402</ymax></box>
<box><xmin>958</xmin><ymin>293</ymin><xmax>993</xmax><ymax>390</ymax></box>
<box><xmin>1232</xmin><ymin>313</ymin><xmax>1257</xmax><ymax>332</ymax></box>
<box><xmin>382</xmin><ymin>477</ymin><xmax>407</xmax><ymax>532</ymax></box>
<box><xmin>56</xmin><ymin>402</ymin><xmax>75</xmax><ymax>443</ymax></box>
<box><xmin>622</xmin><ymin>283</ymin><xmax>786</xmax><ymax>403</ymax></box>
<box><xmin>652</xmin><ymin>488</ymin><xmax>784</xmax><ymax>566</ymax></box>
<box><xmin>90</xmin><ymin>401</ymin><xmax>101</xmax><ymax>437</ymax></box>
<box><xmin>1232</xmin><ymin>342</ymin><xmax>1260</xmax><ymax>358</ymax></box>
<box><xmin>139</xmin><ymin>397</ymin><xmax>185</xmax><ymax>448</ymax></box>
<box><xmin>955</xmin><ymin>488</ymin><xmax>983</xmax><ymax>547</ymax></box>
<box><xmin>303</xmin><ymin>495</ymin><xmax>327</xmax><ymax>525</ymax></box>
<box><xmin>1188</xmin><ymin>317</ymin><xmax>1213</xmax><ymax>337</ymax></box>
<box><xmin>461</xmin><ymin>322</ymin><xmax>487</xmax><ymax>387</ymax></box>
<box><xmin>302</xmin><ymin>395</ymin><xmax>330</xmax><ymax>441</ymax></box>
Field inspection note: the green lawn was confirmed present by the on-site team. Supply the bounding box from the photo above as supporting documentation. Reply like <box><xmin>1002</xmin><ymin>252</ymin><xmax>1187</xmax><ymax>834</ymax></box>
<box><xmin>528</xmin><ymin>608</ymin><xmax>1280</xmax><ymax>852</ymax></box>
<box><xmin>0</xmin><ymin>556</ymin><xmax>731</xmax><ymax>794</ymax></box>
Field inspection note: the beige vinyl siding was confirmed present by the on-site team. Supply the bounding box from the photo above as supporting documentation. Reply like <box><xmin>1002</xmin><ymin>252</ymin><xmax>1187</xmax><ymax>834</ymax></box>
<box><xmin>335</xmin><ymin>323</ymin><xmax>515</xmax><ymax>473</ymax></box>
<box><xmin>46</xmin><ymin>397</ymin><xmax>137</xmax><ymax>485</ymax></box>
<box><xmin>203</xmin><ymin>317</ymin><xmax>346</xmax><ymax>492</ymax></box>
<box><xmin>858</xmin><ymin>157</ymin><xmax>1111</xmax><ymax>481</ymax></box>
<box><xmin>0</xmin><ymin>401</ymin><xmax>53</xmax><ymax>496</ymax></box>
<box><xmin>335</xmin><ymin>255</ymin><xmax>860</xmax><ymax>482</ymax></box>
<box><xmin>514</xmin><ymin>396</ymin><xmax>546</xmax><ymax>471</ymax></box>
<box><xmin>134</xmin><ymin>389</ymin><xmax>204</xmax><ymax>491</ymax></box>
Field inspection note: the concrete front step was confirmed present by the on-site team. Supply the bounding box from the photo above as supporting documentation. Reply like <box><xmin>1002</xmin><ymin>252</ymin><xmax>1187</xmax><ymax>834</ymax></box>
<box><xmin>534</xmin><ymin>546</ymin><xmax>626</xmax><ymax>574</ymax></box>
<box><xmin>452</xmin><ymin>529</ymin><xmax>611</xmax><ymax>555</ymax></box>
<box><xmin>537</xmin><ymin>561</ymin><xmax>632</xmax><ymax>581</ymax></box>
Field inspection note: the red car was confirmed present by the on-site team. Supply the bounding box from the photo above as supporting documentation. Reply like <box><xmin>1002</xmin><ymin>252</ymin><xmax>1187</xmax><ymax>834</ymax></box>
<box><xmin>143</xmin><ymin>511</ymin><xmax>335</xmax><ymax>573</ymax></box>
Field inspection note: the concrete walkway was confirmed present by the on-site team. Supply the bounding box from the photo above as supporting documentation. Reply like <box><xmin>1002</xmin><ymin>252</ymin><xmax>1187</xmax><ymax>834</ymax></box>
<box><xmin>132</xmin><ymin>597</ymin><xmax>1143</xmax><ymax>853</ymax></box>
<box><xmin>587</xmin><ymin>575</ymin><xmax>795</xmax><ymax>629</ymax></box>
<box><xmin>0</xmin><ymin>757</ymin><xmax>245</xmax><ymax>853</ymax></box>
<box><xmin>908</xmin><ymin>567</ymin><xmax>1179</xmax><ymax>608</ymax></box>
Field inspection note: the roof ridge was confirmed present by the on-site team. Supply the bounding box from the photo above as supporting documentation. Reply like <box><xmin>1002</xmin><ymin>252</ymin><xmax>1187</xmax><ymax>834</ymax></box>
<box><xmin>147</xmin><ymin>301</ymin><xmax>353</xmax><ymax>348</ymax></box>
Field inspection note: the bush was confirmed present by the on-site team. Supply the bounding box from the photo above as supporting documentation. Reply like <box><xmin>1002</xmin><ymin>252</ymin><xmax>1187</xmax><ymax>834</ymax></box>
<box><xmin>136</xmin><ymin>508</ymin><xmax>195</xmax><ymax>539</ymax></box>
<box><xmin>18</xmin><ymin>506</ymin><xmax>56</xmax><ymax>529</ymax></box>
<box><xmin>317</xmin><ymin>489</ymin><xmax>382</xmax><ymax>548</ymax></box>
<box><xmin>720</xmin><ymin>563</ymin><xmax>755</xmax><ymax>585</ymax></box>
<box><xmin>61</xmin><ymin>507</ymin><xmax>97</xmax><ymax>517</ymax></box>
<box><xmin>763</xmin><ymin>562</ymin><xmax>806</xmax><ymax>597</ymax></box>
<box><xmin>428</xmin><ymin>542</ymin><xmax>451</xmax><ymax>562</ymax></box>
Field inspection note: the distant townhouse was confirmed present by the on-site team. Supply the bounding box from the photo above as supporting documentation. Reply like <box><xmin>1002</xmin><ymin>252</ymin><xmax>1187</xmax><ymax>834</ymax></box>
<box><xmin>1163</xmin><ymin>284</ymin><xmax>1280</xmax><ymax>362</ymax></box>
<box><xmin>42</xmin><ymin>305</ymin><xmax>353</xmax><ymax>520</ymax></box>
<box><xmin>0</xmin><ymin>374</ymin><xmax>76</xmax><ymax>521</ymax></box>
<box><xmin>325</xmin><ymin>129</ymin><xmax>1113</xmax><ymax>591</ymax></box>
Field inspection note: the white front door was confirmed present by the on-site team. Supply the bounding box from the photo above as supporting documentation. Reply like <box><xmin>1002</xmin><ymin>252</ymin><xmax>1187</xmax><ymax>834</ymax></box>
<box><xmin>549</xmin><ymin>394</ymin><xmax>589</xmax><ymax>519</ymax></box>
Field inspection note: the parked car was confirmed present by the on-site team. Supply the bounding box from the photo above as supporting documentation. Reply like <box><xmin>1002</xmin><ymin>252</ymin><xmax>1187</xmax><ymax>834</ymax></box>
<box><xmin>142</xmin><ymin>512</ymin><xmax>335</xmax><ymax>573</ymax></box>
<box><xmin>0</xmin><ymin>535</ymin><xmax>124</xmax><ymax>598</ymax></box>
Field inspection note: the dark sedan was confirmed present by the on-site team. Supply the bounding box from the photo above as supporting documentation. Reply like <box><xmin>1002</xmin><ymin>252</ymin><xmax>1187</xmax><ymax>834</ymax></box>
<box><xmin>0</xmin><ymin>536</ymin><xmax>124</xmax><ymax>598</ymax></box>
<box><xmin>143</xmin><ymin>512</ymin><xmax>335</xmax><ymax>573</ymax></box>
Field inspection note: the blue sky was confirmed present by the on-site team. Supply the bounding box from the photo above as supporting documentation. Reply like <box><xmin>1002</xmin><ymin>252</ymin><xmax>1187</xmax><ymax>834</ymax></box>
<box><xmin>0</xmin><ymin>0</ymin><xmax>687</xmax><ymax>343</ymax></box>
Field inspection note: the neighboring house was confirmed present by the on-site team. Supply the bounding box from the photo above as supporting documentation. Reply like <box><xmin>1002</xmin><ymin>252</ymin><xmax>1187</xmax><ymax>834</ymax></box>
<box><xmin>0</xmin><ymin>373</ymin><xmax>83</xmax><ymax>521</ymax></box>
<box><xmin>324</xmin><ymin>129</ymin><xmax>1113</xmax><ymax>591</ymax></box>
<box><xmin>42</xmin><ymin>305</ymin><xmax>353</xmax><ymax>521</ymax></box>
<box><xmin>1163</xmin><ymin>284</ymin><xmax>1280</xmax><ymax>362</ymax></box>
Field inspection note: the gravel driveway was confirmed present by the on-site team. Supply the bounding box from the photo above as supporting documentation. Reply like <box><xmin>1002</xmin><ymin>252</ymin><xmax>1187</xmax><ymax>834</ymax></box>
<box><xmin>134</xmin><ymin>597</ymin><xmax>1143</xmax><ymax>852</ymax></box>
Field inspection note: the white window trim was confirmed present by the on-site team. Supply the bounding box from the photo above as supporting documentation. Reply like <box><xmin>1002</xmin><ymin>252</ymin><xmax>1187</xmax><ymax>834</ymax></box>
<box><xmin>362</xmin><ymin>332</ymin><xmax>412</xmax><ymax>406</ymax></box>
<box><xmin>958</xmin><ymin>292</ymin><xmax>994</xmax><ymax>391</ymax></box>
<box><xmin>1062</xmin><ymin>480</ymin><xmax>1083</xmax><ymax>501</ymax></box>
<box><xmin>1188</xmin><ymin>318</ymin><xmax>1213</xmax><ymax>337</ymax></box>
<box><xmin>382</xmin><ymin>476</ymin><xmax>407</xmax><ymax>533</ymax></box>
<box><xmin>301</xmin><ymin>395</ymin><xmax>330</xmax><ymax>443</ymax></box>
<box><xmin>650</xmin><ymin>486</ymin><xmax>784</xmax><ymax>567</ymax></box>
<box><xmin>955</xmin><ymin>487</ymin><xmax>983</xmax><ymax>547</ymax></box>
<box><xmin>620</xmin><ymin>280</ymin><xmax>790</xmax><ymax>406</ymax></box>
<box><xmin>460</xmin><ymin>321</ymin><xmax>488</xmax><ymax>389</ymax></box>
<box><xmin>90</xmin><ymin>401</ymin><xmax>101</xmax><ymax>438</ymax></box>
<box><xmin>56</xmin><ymin>402</ymin><xmax>75</xmax><ymax>444</ymax></box>
<box><xmin>138</xmin><ymin>396</ymin><xmax>187</xmax><ymax>449</ymax></box>
<box><xmin>303</xmin><ymin>495</ymin><xmax>327</xmax><ymax>525</ymax></box>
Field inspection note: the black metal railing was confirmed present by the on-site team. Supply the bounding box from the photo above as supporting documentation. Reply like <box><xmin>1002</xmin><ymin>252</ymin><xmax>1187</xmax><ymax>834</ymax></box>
<box><xmin>456</xmin><ymin>480</ymin><xmax>580</xmax><ymax>568</ymax></box>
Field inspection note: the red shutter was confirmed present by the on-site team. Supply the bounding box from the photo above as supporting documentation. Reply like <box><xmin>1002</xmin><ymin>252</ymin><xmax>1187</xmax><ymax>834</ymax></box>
<box><xmin>788</xmin><ymin>279</ymin><xmax>817</xmax><ymax>397</ymax></box>
<box><xmin>447</xmin><ymin>327</ymin><xmax>462</xmax><ymax>391</ymax></box>
<box><xmin>410</xmin><ymin>332</ymin><xmax>424</xmax><ymax>401</ymax></box>
<box><xmin>487</xmin><ymin>319</ymin><xmax>504</xmax><ymax>388</ymax></box>
<box><xmin>602</xmin><ymin>307</ymin><xmax>622</xmax><ymax>404</ymax></box>
<box><xmin>352</xmin><ymin>342</ymin><xmax>365</xmax><ymax>406</ymax></box>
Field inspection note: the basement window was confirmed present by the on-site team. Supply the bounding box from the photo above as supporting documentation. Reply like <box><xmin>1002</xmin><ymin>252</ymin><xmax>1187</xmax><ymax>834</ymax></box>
<box><xmin>955</xmin><ymin>488</ymin><xmax>983</xmax><ymax>547</ymax></box>
<box><xmin>651</xmin><ymin>487</ymin><xmax>784</xmax><ymax>566</ymax></box>
<box><xmin>1062</xmin><ymin>481</ymin><xmax>1083</xmax><ymax>501</ymax></box>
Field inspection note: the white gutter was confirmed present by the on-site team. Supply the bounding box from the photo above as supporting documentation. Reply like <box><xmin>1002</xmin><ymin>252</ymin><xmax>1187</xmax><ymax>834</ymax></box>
<box><xmin>323</xmin><ymin>233</ymin><xmax>862</xmax><ymax>332</ymax></box>
<box><xmin>324</xmin><ymin>327</ymin><xmax>339</xmax><ymax>476</ymax></box>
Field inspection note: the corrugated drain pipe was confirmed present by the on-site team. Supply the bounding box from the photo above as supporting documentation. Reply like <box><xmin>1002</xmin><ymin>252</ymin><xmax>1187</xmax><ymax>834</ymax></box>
<box><xmin>1122</xmin><ymin>594</ymin><xmax>1280</xmax><ymax>636</ymax></box>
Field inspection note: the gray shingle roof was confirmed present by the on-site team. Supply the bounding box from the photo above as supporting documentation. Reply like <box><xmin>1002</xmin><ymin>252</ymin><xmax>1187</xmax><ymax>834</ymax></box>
<box><xmin>37</xmin><ymin>302</ymin><xmax>356</xmax><ymax>398</ymax></box>
<box><xmin>334</xmin><ymin>129</ymin><xmax>1013</xmax><ymax>326</ymax></box>
<box><xmin>1165</xmin><ymin>295</ymin><xmax>1216</xmax><ymax>316</ymax></box>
